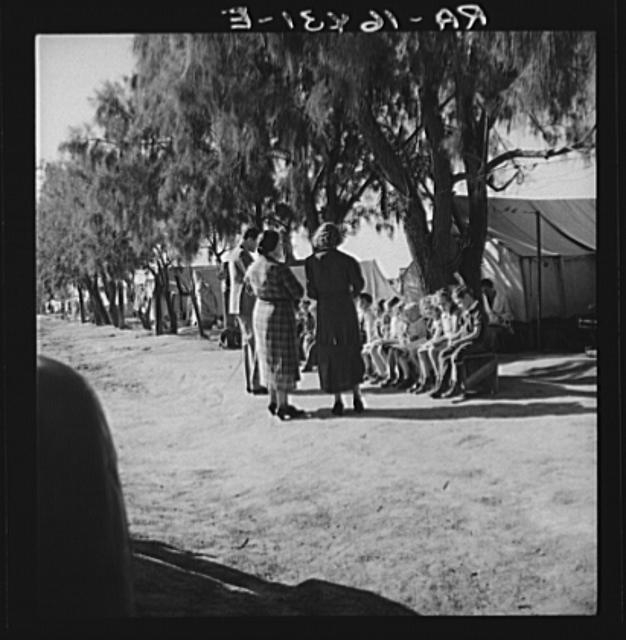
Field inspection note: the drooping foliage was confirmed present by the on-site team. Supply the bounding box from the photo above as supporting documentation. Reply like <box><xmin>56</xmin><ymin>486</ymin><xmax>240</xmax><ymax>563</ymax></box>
<box><xmin>39</xmin><ymin>31</ymin><xmax>595</xmax><ymax>326</ymax></box>
<box><xmin>266</xmin><ymin>31</ymin><xmax>595</xmax><ymax>292</ymax></box>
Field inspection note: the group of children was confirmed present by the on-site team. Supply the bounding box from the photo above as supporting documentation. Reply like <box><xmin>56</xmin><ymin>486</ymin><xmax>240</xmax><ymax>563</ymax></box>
<box><xmin>357</xmin><ymin>283</ymin><xmax>487</xmax><ymax>399</ymax></box>
<box><xmin>295</xmin><ymin>282</ymin><xmax>489</xmax><ymax>400</ymax></box>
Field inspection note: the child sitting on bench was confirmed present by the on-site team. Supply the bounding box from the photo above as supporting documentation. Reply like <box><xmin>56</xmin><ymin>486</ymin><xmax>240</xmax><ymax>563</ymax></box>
<box><xmin>389</xmin><ymin>302</ymin><xmax>429</xmax><ymax>389</ymax></box>
<box><xmin>430</xmin><ymin>285</ymin><xmax>488</xmax><ymax>399</ymax></box>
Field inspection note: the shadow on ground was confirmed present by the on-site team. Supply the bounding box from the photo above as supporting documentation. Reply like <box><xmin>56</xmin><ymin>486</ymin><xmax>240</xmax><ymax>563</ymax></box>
<box><xmin>131</xmin><ymin>538</ymin><xmax>417</xmax><ymax>616</ymax></box>
<box><xmin>522</xmin><ymin>358</ymin><xmax>597</xmax><ymax>386</ymax></box>
<box><xmin>304</xmin><ymin>400</ymin><xmax>595</xmax><ymax>421</ymax></box>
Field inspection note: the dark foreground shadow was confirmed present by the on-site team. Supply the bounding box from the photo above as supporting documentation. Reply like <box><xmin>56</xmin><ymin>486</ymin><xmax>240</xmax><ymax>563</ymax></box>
<box><xmin>132</xmin><ymin>539</ymin><xmax>418</xmax><ymax>617</ymax></box>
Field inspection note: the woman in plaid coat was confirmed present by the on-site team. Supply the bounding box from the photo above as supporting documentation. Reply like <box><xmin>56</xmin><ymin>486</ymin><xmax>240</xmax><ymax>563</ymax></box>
<box><xmin>245</xmin><ymin>230</ymin><xmax>306</xmax><ymax>420</ymax></box>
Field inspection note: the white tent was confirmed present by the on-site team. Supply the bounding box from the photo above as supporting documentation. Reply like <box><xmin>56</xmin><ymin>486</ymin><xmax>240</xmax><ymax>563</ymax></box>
<box><xmin>453</xmin><ymin>196</ymin><xmax>596</xmax><ymax>322</ymax></box>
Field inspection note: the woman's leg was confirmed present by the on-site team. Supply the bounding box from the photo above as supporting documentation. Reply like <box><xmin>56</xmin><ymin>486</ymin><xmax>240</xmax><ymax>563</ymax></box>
<box><xmin>331</xmin><ymin>391</ymin><xmax>344</xmax><ymax>415</ymax></box>
<box><xmin>267</xmin><ymin>386</ymin><xmax>278</xmax><ymax>415</ymax></box>
<box><xmin>352</xmin><ymin>384</ymin><xmax>364</xmax><ymax>412</ymax></box>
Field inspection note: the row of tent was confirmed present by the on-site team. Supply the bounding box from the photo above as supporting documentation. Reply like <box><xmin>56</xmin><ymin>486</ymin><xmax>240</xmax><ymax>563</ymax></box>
<box><xmin>133</xmin><ymin>259</ymin><xmax>397</xmax><ymax>329</ymax></box>
<box><xmin>135</xmin><ymin>195</ymin><xmax>596</xmax><ymax>326</ymax></box>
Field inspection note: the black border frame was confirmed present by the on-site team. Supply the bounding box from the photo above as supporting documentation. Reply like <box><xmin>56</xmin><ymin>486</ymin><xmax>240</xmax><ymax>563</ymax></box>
<box><xmin>2</xmin><ymin>1</ymin><xmax>622</xmax><ymax>637</ymax></box>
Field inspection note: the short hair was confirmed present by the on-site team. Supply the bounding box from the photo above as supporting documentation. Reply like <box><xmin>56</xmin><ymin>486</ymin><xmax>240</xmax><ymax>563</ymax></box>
<box><xmin>437</xmin><ymin>287</ymin><xmax>452</xmax><ymax>303</ymax></box>
<box><xmin>480</xmin><ymin>278</ymin><xmax>494</xmax><ymax>289</ymax></box>
<box><xmin>257</xmin><ymin>230</ymin><xmax>280</xmax><ymax>256</ymax></box>
<box><xmin>359</xmin><ymin>292</ymin><xmax>373</xmax><ymax>305</ymax></box>
<box><xmin>311</xmin><ymin>222</ymin><xmax>343</xmax><ymax>251</ymax></box>
<box><xmin>243</xmin><ymin>226</ymin><xmax>260</xmax><ymax>241</ymax></box>
<box><xmin>452</xmin><ymin>285</ymin><xmax>472</xmax><ymax>300</ymax></box>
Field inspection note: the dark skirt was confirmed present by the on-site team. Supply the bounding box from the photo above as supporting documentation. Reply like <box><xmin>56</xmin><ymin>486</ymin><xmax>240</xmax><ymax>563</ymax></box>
<box><xmin>315</xmin><ymin>293</ymin><xmax>365</xmax><ymax>393</ymax></box>
<box><xmin>253</xmin><ymin>299</ymin><xmax>300</xmax><ymax>391</ymax></box>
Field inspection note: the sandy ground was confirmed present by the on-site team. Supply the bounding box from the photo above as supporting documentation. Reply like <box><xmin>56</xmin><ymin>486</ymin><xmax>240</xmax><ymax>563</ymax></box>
<box><xmin>37</xmin><ymin>315</ymin><xmax>597</xmax><ymax>616</ymax></box>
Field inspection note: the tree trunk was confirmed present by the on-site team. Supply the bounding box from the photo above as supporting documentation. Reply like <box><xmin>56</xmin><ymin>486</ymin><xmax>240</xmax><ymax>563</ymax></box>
<box><xmin>457</xmin><ymin>93</ymin><xmax>489</xmax><ymax>296</ymax></box>
<box><xmin>421</xmin><ymin>84</ymin><xmax>457</xmax><ymax>291</ymax></box>
<box><xmin>86</xmin><ymin>275</ymin><xmax>111</xmax><ymax>326</ymax></box>
<box><xmin>153</xmin><ymin>276</ymin><xmax>164</xmax><ymax>336</ymax></box>
<box><xmin>402</xmin><ymin>193</ymin><xmax>440</xmax><ymax>294</ymax></box>
<box><xmin>77</xmin><ymin>285</ymin><xmax>87</xmax><ymax>323</ymax></box>
<box><xmin>186</xmin><ymin>266</ymin><xmax>206</xmax><ymax>339</ymax></box>
<box><xmin>357</xmin><ymin>100</ymin><xmax>440</xmax><ymax>292</ymax></box>
<box><xmin>254</xmin><ymin>201</ymin><xmax>264</xmax><ymax>230</ymax></box>
<box><xmin>159</xmin><ymin>262</ymin><xmax>177</xmax><ymax>335</ymax></box>
<box><xmin>117</xmin><ymin>281</ymin><xmax>127</xmax><ymax>329</ymax></box>
<box><xmin>100</xmin><ymin>273</ymin><xmax>121</xmax><ymax>328</ymax></box>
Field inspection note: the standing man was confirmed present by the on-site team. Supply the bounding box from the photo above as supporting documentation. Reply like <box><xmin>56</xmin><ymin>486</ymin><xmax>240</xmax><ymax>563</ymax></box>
<box><xmin>229</xmin><ymin>227</ymin><xmax>267</xmax><ymax>395</ymax></box>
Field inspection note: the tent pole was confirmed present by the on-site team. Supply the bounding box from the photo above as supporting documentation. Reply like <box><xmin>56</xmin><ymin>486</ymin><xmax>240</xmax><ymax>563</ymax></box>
<box><xmin>535</xmin><ymin>210</ymin><xmax>543</xmax><ymax>352</ymax></box>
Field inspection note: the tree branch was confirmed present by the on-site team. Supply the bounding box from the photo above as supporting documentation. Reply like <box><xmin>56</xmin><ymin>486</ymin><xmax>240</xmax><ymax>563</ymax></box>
<box><xmin>486</xmin><ymin>169</ymin><xmax>522</xmax><ymax>192</ymax></box>
<box><xmin>451</xmin><ymin>127</ymin><xmax>596</xmax><ymax>185</ymax></box>
<box><xmin>343</xmin><ymin>172</ymin><xmax>377</xmax><ymax>213</ymax></box>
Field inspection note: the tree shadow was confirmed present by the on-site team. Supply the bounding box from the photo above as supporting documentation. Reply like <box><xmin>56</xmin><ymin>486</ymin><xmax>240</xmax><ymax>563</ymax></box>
<box><xmin>522</xmin><ymin>358</ymin><xmax>597</xmax><ymax>386</ymax></box>
<box><xmin>131</xmin><ymin>538</ymin><xmax>417</xmax><ymax>617</ymax></box>
<box><xmin>490</xmin><ymin>376</ymin><xmax>596</xmax><ymax>400</ymax></box>
<box><xmin>352</xmin><ymin>401</ymin><xmax>595</xmax><ymax>421</ymax></box>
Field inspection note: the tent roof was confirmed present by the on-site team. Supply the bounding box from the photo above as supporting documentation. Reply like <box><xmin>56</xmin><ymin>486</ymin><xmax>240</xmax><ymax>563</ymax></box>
<box><xmin>453</xmin><ymin>196</ymin><xmax>596</xmax><ymax>257</ymax></box>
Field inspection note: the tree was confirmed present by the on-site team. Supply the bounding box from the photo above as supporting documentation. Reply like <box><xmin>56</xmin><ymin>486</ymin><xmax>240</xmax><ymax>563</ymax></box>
<box><xmin>271</xmin><ymin>32</ymin><xmax>595</xmax><ymax>293</ymax></box>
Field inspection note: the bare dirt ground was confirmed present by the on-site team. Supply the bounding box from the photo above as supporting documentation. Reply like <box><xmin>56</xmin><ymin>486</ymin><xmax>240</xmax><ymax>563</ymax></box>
<box><xmin>37</xmin><ymin>315</ymin><xmax>597</xmax><ymax>616</ymax></box>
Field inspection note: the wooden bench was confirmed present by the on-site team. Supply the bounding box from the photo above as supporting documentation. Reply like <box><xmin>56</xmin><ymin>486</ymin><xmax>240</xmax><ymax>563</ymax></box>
<box><xmin>458</xmin><ymin>351</ymin><xmax>498</xmax><ymax>395</ymax></box>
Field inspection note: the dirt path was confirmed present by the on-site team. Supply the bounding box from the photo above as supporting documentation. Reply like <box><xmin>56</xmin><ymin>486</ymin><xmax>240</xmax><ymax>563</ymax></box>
<box><xmin>37</xmin><ymin>316</ymin><xmax>597</xmax><ymax>615</ymax></box>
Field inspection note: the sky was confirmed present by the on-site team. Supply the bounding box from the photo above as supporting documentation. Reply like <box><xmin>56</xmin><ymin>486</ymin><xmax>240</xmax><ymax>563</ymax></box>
<box><xmin>36</xmin><ymin>35</ymin><xmax>595</xmax><ymax>278</ymax></box>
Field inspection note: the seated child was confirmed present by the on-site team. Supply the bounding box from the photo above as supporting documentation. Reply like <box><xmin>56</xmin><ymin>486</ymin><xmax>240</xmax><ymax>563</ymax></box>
<box><xmin>297</xmin><ymin>299</ymin><xmax>317</xmax><ymax>372</ymax></box>
<box><xmin>413</xmin><ymin>288</ymin><xmax>460</xmax><ymax>393</ymax></box>
<box><xmin>389</xmin><ymin>302</ymin><xmax>429</xmax><ymax>389</ymax></box>
<box><xmin>431</xmin><ymin>285</ymin><xmax>488</xmax><ymax>399</ymax></box>
<box><xmin>406</xmin><ymin>294</ymin><xmax>441</xmax><ymax>392</ymax></box>
<box><xmin>357</xmin><ymin>292</ymin><xmax>379</xmax><ymax>379</ymax></box>
<box><xmin>369</xmin><ymin>296</ymin><xmax>403</xmax><ymax>384</ymax></box>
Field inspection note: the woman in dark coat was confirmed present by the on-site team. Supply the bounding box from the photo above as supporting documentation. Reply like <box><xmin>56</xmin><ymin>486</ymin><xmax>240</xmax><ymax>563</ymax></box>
<box><xmin>245</xmin><ymin>230</ymin><xmax>306</xmax><ymax>420</ymax></box>
<box><xmin>304</xmin><ymin>222</ymin><xmax>366</xmax><ymax>415</ymax></box>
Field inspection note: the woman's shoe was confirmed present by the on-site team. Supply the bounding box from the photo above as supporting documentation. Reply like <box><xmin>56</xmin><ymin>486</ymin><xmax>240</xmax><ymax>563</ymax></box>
<box><xmin>276</xmin><ymin>404</ymin><xmax>306</xmax><ymax>420</ymax></box>
<box><xmin>331</xmin><ymin>400</ymin><xmax>344</xmax><ymax>416</ymax></box>
<box><xmin>353</xmin><ymin>396</ymin><xmax>365</xmax><ymax>413</ymax></box>
<box><xmin>380</xmin><ymin>377</ymin><xmax>396</xmax><ymax>388</ymax></box>
<box><xmin>268</xmin><ymin>402</ymin><xmax>277</xmax><ymax>416</ymax></box>
<box><xmin>396</xmin><ymin>379</ymin><xmax>413</xmax><ymax>391</ymax></box>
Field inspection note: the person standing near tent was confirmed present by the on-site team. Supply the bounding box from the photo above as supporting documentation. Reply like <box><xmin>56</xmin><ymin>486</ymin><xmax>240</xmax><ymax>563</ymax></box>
<box><xmin>245</xmin><ymin>230</ymin><xmax>306</xmax><ymax>420</ymax></box>
<box><xmin>228</xmin><ymin>227</ymin><xmax>267</xmax><ymax>395</ymax></box>
<box><xmin>480</xmin><ymin>278</ymin><xmax>514</xmax><ymax>352</ymax></box>
<box><xmin>305</xmin><ymin>222</ymin><xmax>366</xmax><ymax>416</ymax></box>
